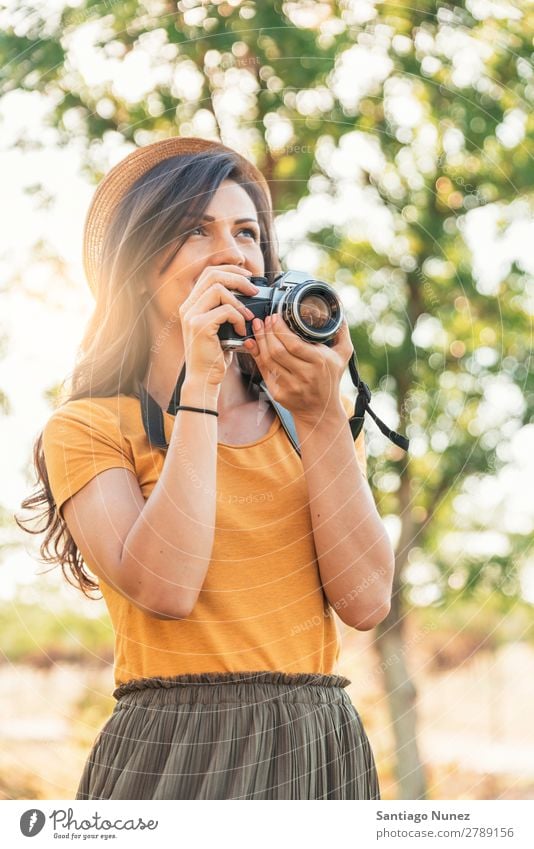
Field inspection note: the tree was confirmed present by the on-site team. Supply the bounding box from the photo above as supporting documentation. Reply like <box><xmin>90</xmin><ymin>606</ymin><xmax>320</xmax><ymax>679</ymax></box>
<box><xmin>2</xmin><ymin>0</ymin><xmax>532</xmax><ymax>798</ymax></box>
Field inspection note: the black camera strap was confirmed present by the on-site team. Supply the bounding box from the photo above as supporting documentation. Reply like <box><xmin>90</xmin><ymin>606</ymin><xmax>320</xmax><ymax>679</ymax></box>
<box><xmin>347</xmin><ymin>351</ymin><xmax>409</xmax><ymax>451</ymax></box>
<box><xmin>139</xmin><ymin>364</ymin><xmax>302</xmax><ymax>454</ymax></box>
<box><xmin>139</xmin><ymin>383</ymin><xmax>168</xmax><ymax>448</ymax></box>
<box><xmin>139</xmin><ymin>355</ymin><xmax>409</xmax><ymax>454</ymax></box>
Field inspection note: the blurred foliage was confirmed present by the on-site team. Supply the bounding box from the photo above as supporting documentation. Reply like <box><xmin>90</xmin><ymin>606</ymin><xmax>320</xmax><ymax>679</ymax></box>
<box><xmin>0</xmin><ymin>596</ymin><xmax>112</xmax><ymax>665</ymax></box>
<box><xmin>1</xmin><ymin>0</ymin><xmax>533</xmax><ymax>798</ymax></box>
<box><xmin>413</xmin><ymin>593</ymin><xmax>534</xmax><ymax>668</ymax></box>
<box><xmin>0</xmin><ymin>390</ymin><xmax>10</xmax><ymax>415</ymax></box>
<box><xmin>0</xmin><ymin>331</ymin><xmax>10</xmax><ymax>415</ymax></box>
<box><xmin>1</xmin><ymin>0</ymin><xmax>532</xmax><ymax>608</ymax></box>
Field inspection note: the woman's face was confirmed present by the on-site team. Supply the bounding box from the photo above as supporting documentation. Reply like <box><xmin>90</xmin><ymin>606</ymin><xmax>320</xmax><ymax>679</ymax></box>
<box><xmin>145</xmin><ymin>179</ymin><xmax>265</xmax><ymax>325</ymax></box>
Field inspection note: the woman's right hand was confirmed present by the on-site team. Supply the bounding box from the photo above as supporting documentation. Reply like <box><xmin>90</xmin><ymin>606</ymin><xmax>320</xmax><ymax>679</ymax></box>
<box><xmin>179</xmin><ymin>264</ymin><xmax>260</xmax><ymax>388</ymax></box>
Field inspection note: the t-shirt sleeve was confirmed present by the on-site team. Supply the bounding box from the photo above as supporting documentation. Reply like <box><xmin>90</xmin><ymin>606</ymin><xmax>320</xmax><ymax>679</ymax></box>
<box><xmin>42</xmin><ymin>400</ymin><xmax>136</xmax><ymax>516</ymax></box>
<box><xmin>340</xmin><ymin>392</ymin><xmax>367</xmax><ymax>478</ymax></box>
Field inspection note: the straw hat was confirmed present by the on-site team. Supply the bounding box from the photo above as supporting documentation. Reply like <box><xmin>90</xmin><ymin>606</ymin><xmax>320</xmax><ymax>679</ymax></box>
<box><xmin>83</xmin><ymin>136</ymin><xmax>272</xmax><ymax>293</ymax></box>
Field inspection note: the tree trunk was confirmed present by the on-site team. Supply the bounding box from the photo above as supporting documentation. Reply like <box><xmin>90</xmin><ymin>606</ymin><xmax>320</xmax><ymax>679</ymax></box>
<box><xmin>374</xmin><ymin>473</ymin><xmax>428</xmax><ymax>799</ymax></box>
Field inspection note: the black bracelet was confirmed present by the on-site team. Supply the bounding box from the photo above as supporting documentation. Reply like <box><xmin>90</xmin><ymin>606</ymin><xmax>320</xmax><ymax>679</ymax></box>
<box><xmin>176</xmin><ymin>405</ymin><xmax>219</xmax><ymax>417</ymax></box>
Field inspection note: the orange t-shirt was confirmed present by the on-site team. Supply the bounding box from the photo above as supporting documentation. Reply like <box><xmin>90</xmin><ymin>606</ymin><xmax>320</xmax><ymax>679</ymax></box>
<box><xmin>42</xmin><ymin>392</ymin><xmax>366</xmax><ymax>687</ymax></box>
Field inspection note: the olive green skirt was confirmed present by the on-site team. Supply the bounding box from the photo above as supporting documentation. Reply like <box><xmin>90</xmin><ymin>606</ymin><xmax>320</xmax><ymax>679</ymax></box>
<box><xmin>76</xmin><ymin>671</ymin><xmax>380</xmax><ymax>800</ymax></box>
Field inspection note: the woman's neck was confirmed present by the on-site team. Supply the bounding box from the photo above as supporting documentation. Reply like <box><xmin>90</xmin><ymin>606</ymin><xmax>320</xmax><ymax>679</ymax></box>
<box><xmin>142</xmin><ymin>334</ymin><xmax>258</xmax><ymax>414</ymax></box>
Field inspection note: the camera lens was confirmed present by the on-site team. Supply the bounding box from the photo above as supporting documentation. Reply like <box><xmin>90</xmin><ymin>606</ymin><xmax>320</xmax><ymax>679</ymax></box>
<box><xmin>298</xmin><ymin>293</ymin><xmax>331</xmax><ymax>329</ymax></box>
<box><xmin>282</xmin><ymin>281</ymin><xmax>343</xmax><ymax>342</ymax></box>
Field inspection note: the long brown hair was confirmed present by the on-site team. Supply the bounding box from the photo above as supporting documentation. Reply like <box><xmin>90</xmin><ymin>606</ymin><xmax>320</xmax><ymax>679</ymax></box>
<box><xmin>17</xmin><ymin>150</ymin><xmax>281</xmax><ymax>597</ymax></box>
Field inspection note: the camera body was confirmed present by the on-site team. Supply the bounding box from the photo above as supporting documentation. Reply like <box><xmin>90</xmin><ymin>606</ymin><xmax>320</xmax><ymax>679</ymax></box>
<box><xmin>218</xmin><ymin>270</ymin><xmax>344</xmax><ymax>351</ymax></box>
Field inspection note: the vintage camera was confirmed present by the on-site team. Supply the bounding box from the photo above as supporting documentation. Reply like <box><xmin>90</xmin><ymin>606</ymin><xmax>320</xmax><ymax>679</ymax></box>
<box><xmin>218</xmin><ymin>270</ymin><xmax>344</xmax><ymax>351</ymax></box>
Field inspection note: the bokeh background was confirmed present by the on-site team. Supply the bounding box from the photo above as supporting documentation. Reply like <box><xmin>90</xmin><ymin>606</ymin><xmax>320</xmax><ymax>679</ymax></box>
<box><xmin>1</xmin><ymin>0</ymin><xmax>533</xmax><ymax>800</ymax></box>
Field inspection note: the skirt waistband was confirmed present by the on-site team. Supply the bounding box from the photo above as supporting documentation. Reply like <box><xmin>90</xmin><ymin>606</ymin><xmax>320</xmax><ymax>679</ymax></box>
<box><xmin>113</xmin><ymin>670</ymin><xmax>352</xmax><ymax>705</ymax></box>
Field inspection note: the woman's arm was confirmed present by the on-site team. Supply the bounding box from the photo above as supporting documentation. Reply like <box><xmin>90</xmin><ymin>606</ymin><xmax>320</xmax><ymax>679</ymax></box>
<box><xmin>119</xmin><ymin>380</ymin><xmax>220</xmax><ymax>617</ymax></box>
<box><xmin>294</xmin><ymin>403</ymin><xmax>395</xmax><ymax>630</ymax></box>
<box><xmin>60</xmin><ymin>266</ymin><xmax>257</xmax><ymax>619</ymax></box>
<box><xmin>244</xmin><ymin>315</ymin><xmax>395</xmax><ymax>630</ymax></box>
<box><xmin>62</xmin><ymin>380</ymin><xmax>219</xmax><ymax>620</ymax></box>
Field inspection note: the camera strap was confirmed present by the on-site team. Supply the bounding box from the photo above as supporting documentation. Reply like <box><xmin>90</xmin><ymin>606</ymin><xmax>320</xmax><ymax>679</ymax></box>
<box><xmin>347</xmin><ymin>351</ymin><xmax>409</xmax><ymax>451</ymax></box>
<box><xmin>138</xmin><ymin>365</ymin><xmax>302</xmax><ymax>454</ymax></box>
<box><xmin>139</xmin><ymin>356</ymin><xmax>409</xmax><ymax>454</ymax></box>
<box><xmin>138</xmin><ymin>364</ymin><xmax>188</xmax><ymax>449</ymax></box>
<box><xmin>257</xmin><ymin>379</ymin><xmax>300</xmax><ymax>454</ymax></box>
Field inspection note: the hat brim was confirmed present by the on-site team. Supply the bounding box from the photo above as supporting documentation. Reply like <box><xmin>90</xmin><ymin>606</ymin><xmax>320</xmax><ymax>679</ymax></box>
<box><xmin>83</xmin><ymin>136</ymin><xmax>272</xmax><ymax>293</ymax></box>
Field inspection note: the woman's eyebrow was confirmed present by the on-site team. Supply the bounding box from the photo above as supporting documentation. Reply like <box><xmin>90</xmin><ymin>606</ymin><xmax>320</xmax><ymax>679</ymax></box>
<box><xmin>158</xmin><ymin>214</ymin><xmax>260</xmax><ymax>276</ymax></box>
<box><xmin>201</xmin><ymin>214</ymin><xmax>259</xmax><ymax>225</ymax></box>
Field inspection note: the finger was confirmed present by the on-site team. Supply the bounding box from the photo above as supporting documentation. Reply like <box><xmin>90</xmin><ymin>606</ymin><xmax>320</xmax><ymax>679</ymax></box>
<box><xmin>193</xmin><ymin>268</ymin><xmax>259</xmax><ymax>298</ymax></box>
<box><xmin>250</xmin><ymin>318</ymin><xmax>292</xmax><ymax>381</ymax></box>
<box><xmin>265</xmin><ymin>314</ymin><xmax>321</xmax><ymax>367</ymax></box>
<box><xmin>183</xmin><ymin>270</ymin><xmax>259</xmax><ymax>312</ymax></box>
<box><xmin>188</xmin><ymin>284</ymin><xmax>255</xmax><ymax>323</ymax></box>
<box><xmin>196</xmin><ymin>264</ymin><xmax>254</xmax><ymax>280</ymax></box>
<box><xmin>250</xmin><ymin>317</ymin><xmax>268</xmax><ymax>360</ymax></box>
<box><xmin>268</xmin><ymin>314</ymin><xmax>323</xmax><ymax>363</ymax></box>
<box><xmin>331</xmin><ymin>318</ymin><xmax>354</xmax><ymax>361</ymax></box>
<box><xmin>190</xmin><ymin>304</ymin><xmax>249</xmax><ymax>337</ymax></box>
<box><xmin>243</xmin><ymin>338</ymin><xmax>259</xmax><ymax>356</ymax></box>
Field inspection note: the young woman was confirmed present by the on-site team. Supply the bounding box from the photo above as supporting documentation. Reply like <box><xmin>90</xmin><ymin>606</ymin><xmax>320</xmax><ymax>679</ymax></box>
<box><xmin>20</xmin><ymin>136</ymin><xmax>395</xmax><ymax>800</ymax></box>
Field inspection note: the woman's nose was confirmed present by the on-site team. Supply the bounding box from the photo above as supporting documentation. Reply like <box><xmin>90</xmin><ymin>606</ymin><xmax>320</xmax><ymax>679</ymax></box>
<box><xmin>210</xmin><ymin>233</ymin><xmax>246</xmax><ymax>266</ymax></box>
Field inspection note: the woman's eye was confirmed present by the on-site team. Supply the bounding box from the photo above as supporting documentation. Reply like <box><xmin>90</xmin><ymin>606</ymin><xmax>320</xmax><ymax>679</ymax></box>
<box><xmin>189</xmin><ymin>225</ymin><xmax>259</xmax><ymax>240</ymax></box>
<box><xmin>240</xmin><ymin>228</ymin><xmax>259</xmax><ymax>240</ymax></box>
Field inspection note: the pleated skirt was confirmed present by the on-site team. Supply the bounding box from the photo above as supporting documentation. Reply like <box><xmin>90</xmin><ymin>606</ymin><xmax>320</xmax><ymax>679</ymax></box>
<box><xmin>76</xmin><ymin>670</ymin><xmax>380</xmax><ymax>800</ymax></box>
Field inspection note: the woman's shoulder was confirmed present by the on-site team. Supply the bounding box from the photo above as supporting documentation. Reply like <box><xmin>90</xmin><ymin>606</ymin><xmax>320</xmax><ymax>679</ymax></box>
<box><xmin>46</xmin><ymin>393</ymin><xmax>138</xmax><ymax>417</ymax></box>
<box><xmin>43</xmin><ymin>394</ymin><xmax>140</xmax><ymax>442</ymax></box>
<box><xmin>41</xmin><ymin>396</ymin><xmax>138</xmax><ymax>513</ymax></box>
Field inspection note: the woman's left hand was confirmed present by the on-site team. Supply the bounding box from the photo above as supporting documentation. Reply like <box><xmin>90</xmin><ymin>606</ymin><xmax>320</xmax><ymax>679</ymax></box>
<box><xmin>243</xmin><ymin>313</ymin><xmax>354</xmax><ymax>424</ymax></box>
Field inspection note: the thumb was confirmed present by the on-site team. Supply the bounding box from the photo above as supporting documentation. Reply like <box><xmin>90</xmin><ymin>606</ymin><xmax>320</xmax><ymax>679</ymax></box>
<box><xmin>331</xmin><ymin>318</ymin><xmax>354</xmax><ymax>362</ymax></box>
